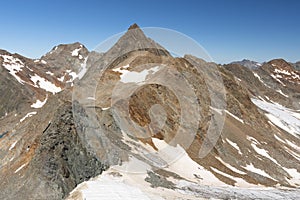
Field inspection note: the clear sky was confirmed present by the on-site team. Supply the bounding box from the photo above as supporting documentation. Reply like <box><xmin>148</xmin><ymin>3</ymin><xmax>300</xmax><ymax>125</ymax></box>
<box><xmin>1</xmin><ymin>0</ymin><xmax>299</xmax><ymax>63</ymax></box>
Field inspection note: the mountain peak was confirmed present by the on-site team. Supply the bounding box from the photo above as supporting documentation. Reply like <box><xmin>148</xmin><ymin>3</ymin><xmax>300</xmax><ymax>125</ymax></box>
<box><xmin>268</xmin><ymin>58</ymin><xmax>292</xmax><ymax>70</ymax></box>
<box><xmin>104</xmin><ymin>24</ymin><xmax>170</xmax><ymax>58</ymax></box>
<box><xmin>230</xmin><ymin>59</ymin><xmax>262</xmax><ymax>69</ymax></box>
<box><xmin>128</xmin><ymin>23</ymin><xmax>140</xmax><ymax>30</ymax></box>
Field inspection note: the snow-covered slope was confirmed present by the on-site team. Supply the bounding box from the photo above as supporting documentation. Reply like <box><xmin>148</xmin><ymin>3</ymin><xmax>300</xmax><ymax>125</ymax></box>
<box><xmin>252</xmin><ymin>99</ymin><xmax>300</xmax><ymax>138</ymax></box>
<box><xmin>68</xmin><ymin>139</ymin><xmax>300</xmax><ymax>200</ymax></box>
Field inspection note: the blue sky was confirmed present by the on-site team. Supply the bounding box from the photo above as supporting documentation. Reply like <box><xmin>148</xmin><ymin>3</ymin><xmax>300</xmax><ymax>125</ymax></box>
<box><xmin>0</xmin><ymin>0</ymin><xmax>299</xmax><ymax>63</ymax></box>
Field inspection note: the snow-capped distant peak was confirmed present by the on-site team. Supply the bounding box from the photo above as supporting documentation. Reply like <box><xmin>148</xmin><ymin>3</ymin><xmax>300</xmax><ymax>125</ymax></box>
<box><xmin>230</xmin><ymin>59</ymin><xmax>262</xmax><ymax>69</ymax></box>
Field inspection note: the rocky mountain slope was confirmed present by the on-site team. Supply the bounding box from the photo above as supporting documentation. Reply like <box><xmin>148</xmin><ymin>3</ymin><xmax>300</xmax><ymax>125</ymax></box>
<box><xmin>0</xmin><ymin>24</ymin><xmax>299</xmax><ymax>200</ymax></box>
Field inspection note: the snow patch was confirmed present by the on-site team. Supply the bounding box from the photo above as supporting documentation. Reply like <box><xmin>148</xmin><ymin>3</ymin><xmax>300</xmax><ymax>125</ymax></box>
<box><xmin>210</xmin><ymin>106</ymin><xmax>223</xmax><ymax>115</ymax></box>
<box><xmin>14</xmin><ymin>164</ymin><xmax>27</xmax><ymax>173</ymax></box>
<box><xmin>1</xmin><ymin>55</ymin><xmax>25</xmax><ymax>84</ymax></box>
<box><xmin>274</xmin><ymin>134</ymin><xmax>286</xmax><ymax>144</ymax></box>
<box><xmin>253</xmin><ymin>72</ymin><xmax>263</xmax><ymax>82</ymax></box>
<box><xmin>20</xmin><ymin>111</ymin><xmax>37</xmax><ymax>122</ymax></box>
<box><xmin>225</xmin><ymin>110</ymin><xmax>244</xmax><ymax>123</ymax></box>
<box><xmin>46</xmin><ymin>71</ymin><xmax>54</xmax><ymax>76</ymax></box>
<box><xmin>265</xmin><ymin>96</ymin><xmax>270</xmax><ymax>101</ymax></box>
<box><xmin>285</xmin><ymin>140</ymin><xmax>300</xmax><ymax>152</ymax></box>
<box><xmin>113</xmin><ymin>65</ymin><xmax>160</xmax><ymax>83</ymax></box>
<box><xmin>31</xmin><ymin>97</ymin><xmax>47</xmax><ymax>108</ymax></box>
<box><xmin>71</xmin><ymin>47</ymin><xmax>82</xmax><ymax>57</ymax></box>
<box><xmin>31</xmin><ymin>74</ymin><xmax>61</xmax><ymax>94</ymax></box>
<box><xmin>215</xmin><ymin>156</ymin><xmax>246</xmax><ymax>174</ymax></box>
<box><xmin>250</xmin><ymin>143</ymin><xmax>279</xmax><ymax>165</ymax></box>
<box><xmin>283</xmin><ymin>167</ymin><xmax>300</xmax><ymax>186</ymax></box>
<box><xmin>276</xmin><ymin>89</ymin><xmax>288</xmax><ymax>97</ymax></box>
<box><xmin>26</xmin><ymin>66</ymin><xmax>33</xmax><ymax>72</ymax></box>
<box><xmin>244</xmin><ymin>163</ymin><xmax>274</xmax><ymax>180</ymax></box>
<box><xmin>270</xmin><ymin>74</ymin><xmax>286</xmax><ymax>86</ymax></box>
<box><xmin>251</xmin><ymin>99</ymin><xmax>300</xmax><ymax>137</ymax></box>
<box><xmin>57</xmin><ymin>75</ymin><xmax>65</xmax><ymax>82</ymax></box>
<box><xmin>67</xmin><ymin>71</ymin><xmax>78</xmax><ymax>82</ymax></box>
<box><xmin>87</xmin><ymin>97</ymin><xmax>96</xmax><ymax>100</ymax></box>
<box><xmin>226</xmin><ymin>139</ymin><xmax>242</xmax><ymax>155</ymax></box>
<box><xmin>247</xmin><ymin>136</ymin><xmax>259</xmax><ymax>145</ymax></box>
<box><xmin>9</xmin><ymin>141</ymin><xmax>18</xmax><ymax>151</ymax></box>
<box><xmin>285</xmin><ymin>147</ymin><xmax>300</xmax><ymax>162</ymax></box>
<box><xmin>253</xmin><ymin>72</ymin><xmax>271</xmax><ymax>88</ymax></box>
<box><xmin>210</xmin><ymin>167</ymin><xmax>258</xmax><ymax>187</ymax></box>
<box><xmin>274</xmin><ymin>68</ymin><xmax>291</xmax><ymax>76</ymax></box>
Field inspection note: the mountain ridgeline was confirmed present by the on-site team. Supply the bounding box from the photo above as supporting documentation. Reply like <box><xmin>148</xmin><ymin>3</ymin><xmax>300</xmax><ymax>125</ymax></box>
<box><xmin>0</xmin><ymin>25</ymin><xmax>299</xmax><ymax>200</ymax></box>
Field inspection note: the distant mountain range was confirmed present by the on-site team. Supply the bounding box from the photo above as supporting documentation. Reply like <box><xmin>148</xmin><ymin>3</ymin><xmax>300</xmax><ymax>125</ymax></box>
<box><xmin>292</xmin><ymin>61</ymin><xmax>300</xmax><ymax>71</ymax></box>
<box><xmin>231</xmin><ymin>59</ymin><xmax>300</xmax><ymax>72</ymax></box>
<box><xmin>230</xmin><ymin>59</ymin><xmax>262</xmax><ymax>69</ymax></box>
<box><xmin>0</xmin><ymin>24</ymin><xmax>299</xmax><ymax>200</ymax></box>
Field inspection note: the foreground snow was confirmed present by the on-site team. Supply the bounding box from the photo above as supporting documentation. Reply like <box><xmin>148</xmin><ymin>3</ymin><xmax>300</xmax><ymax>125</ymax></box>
<box><xmin>67</xmin><ymin>138</ymin><xmax>300</xmax><ymax>200</ymax></box>
<box><xmin>75</xmin><ymin>175</ymin><xmax>156</xmax><ymax>200</ymax></box>
<box><xmin>68</xmin><ymin>166</ymin><xmax>300</xmax><ymax>200</ymax></box>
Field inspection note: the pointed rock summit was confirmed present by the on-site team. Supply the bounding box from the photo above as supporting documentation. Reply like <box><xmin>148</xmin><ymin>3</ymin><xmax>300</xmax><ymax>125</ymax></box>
<box><xmin>128</xmin><ymin>23</ymin><xmax>140</xmax><ymax>30</ymax></box>
<box><xmin>104</xmin><ymin>23</ymin><xmax>170</xmax><ymax>59</ymax></box>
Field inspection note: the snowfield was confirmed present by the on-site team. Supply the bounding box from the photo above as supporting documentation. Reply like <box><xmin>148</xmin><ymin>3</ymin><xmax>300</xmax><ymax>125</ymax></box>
<box><xmin>1</xmin><ymin>55</ymin><xmax>25</xmax><ymax>84</ymax></box>
<box><xmin>68</xmin><ymin>150</ymin><xmax>300</xmax><ymax>200</ymax></box>
<box><xmin>30</xmin><ymin>74</ymin><xmax>62</xmax><ymax>94</ymax></box>
<box><xmin>70</xmin><ymin>175</ymin><xmax>157</xmax><ymax>200</ymax></box>
<box><xmin>67</xmin><ymin>137</ymin><xmax>300</xmax><ymax>200</ymax></box>
<box><xmin>113</xmin><ymin>65</ymin><xmax>160</xmax><ymax>83</ymax></box>
<box><xmin>251</xmin><ymin>98</ymin><xmax>300</xmax><ymax>137</ymax></box>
